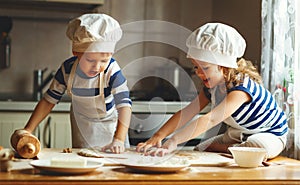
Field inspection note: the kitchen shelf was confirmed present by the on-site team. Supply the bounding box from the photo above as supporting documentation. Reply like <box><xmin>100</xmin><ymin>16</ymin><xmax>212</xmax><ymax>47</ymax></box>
<box><xmin>0</xmin><ymin>0</ymin><xmax>104</xmax><ymax>12</ymax></box>
<box><xmin>0</xmin><ymin>0</ymin><xmax>104</xmax><ymax>23</ymax></box>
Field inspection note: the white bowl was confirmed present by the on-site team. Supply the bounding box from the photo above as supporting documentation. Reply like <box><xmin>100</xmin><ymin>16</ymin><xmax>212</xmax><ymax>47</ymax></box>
<box><xmin>228</xmin><ymin>147</ymin><xmax>267</xmax><ymax>168</ymax></box>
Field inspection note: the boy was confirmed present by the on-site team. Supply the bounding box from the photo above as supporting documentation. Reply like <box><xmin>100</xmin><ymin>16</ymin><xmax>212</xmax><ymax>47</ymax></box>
<box><xmin>13</xmin><ymin>14</ymin><xmax>132</xmax><ymax>154</ymax></box>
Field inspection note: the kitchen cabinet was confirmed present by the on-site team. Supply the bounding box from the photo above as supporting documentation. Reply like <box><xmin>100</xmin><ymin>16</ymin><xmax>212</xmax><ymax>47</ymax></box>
<box><xmin>47</xmin><ymin>113</ymin><xmax>72</xmax><ymax>148</ymax></box>
<box><xmin>0</xmin><ymin>101</ymin><xmax>214</xmax><ymax>148</ymax></box>
<box><xmin>0</xmin><ymin>112</ymin><xmax>71</xmax><ymax>149</ymax></box>
<box><xmin>0</xmin><ymin>112</ymin><xmax>32</xmax><ymax>148</ymax></box>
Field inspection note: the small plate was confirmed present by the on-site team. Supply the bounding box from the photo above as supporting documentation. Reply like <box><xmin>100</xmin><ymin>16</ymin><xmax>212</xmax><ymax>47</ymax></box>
<box><xmin>30</xmin><ymin>160</ymin><xmax>103</xmax><ymax>174</ymax></box>
<box><xmin>122</xmin><ymin>163</ymin><xmax>190</xmax><ymax>173</ymax></box>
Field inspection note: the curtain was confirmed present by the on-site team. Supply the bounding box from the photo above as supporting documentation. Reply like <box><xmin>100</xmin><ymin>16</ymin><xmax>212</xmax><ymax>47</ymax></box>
<box><xmin>261</xmin><ymin>0</ymin><xmax>300</xmax><ymax>159</ymax></box>
<box><xmin>294</xmin><ymin>0</ymin><xmax>300</xmax><ymax>160</ymax></box>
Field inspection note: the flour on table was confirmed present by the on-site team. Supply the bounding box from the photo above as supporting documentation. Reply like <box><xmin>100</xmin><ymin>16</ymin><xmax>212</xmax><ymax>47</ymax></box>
<box><xmin>175</xmin><ymin>151</ymin><xmax>234</xmax><ymax>166</ymax></box>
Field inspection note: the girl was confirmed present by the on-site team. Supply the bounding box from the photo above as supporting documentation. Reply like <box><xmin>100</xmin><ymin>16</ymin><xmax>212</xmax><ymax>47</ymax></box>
<box><xmin>136</xmin><ymin>23</ymin><xmax>288</xmax><ymax>159</ymax></box>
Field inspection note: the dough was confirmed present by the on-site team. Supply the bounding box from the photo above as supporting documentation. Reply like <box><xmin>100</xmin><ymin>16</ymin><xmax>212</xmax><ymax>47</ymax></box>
<box><xmin>77</xmin><ymin>148</ymin><xmax>104</xmax><ymax>158</ymax></box>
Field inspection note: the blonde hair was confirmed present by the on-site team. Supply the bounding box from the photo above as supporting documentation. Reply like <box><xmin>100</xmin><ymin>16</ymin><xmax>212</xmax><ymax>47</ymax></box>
<box><xmin>220</xmin><ymin>58</ymin><xmax>262</xmax><ymax>90</ymax></box>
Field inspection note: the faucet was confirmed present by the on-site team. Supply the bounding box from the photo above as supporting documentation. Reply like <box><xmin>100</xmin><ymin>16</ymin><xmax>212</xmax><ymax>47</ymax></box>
<box><xmin>33</xmin><ymin>68</ymin><xmax>55</xmax><ymax>101</ymax></box>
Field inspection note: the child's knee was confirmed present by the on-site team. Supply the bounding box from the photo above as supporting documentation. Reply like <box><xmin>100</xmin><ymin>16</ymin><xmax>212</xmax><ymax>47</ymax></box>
<box><xmin>237</xmin><ymin>134</ymin><xmax>284</xmax><ymax>159</ymax></box>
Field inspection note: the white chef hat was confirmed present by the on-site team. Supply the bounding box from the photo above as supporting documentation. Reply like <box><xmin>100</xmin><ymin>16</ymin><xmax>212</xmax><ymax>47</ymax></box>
<box><xmin>66</xmin><ymin>13</ymin><xmax>122</xmax><ymax>53</ymax></box>
<box><xmin>186</xmin><ymin>23</ymin><xmax>246</xmax><ymax>68</ymax></box>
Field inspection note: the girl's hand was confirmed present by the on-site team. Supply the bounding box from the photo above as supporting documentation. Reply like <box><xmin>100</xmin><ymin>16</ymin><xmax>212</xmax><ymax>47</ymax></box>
<box><xmin>145</xmin><ymin>138</ymin><xmax>177</xmax><ymax>157</ymax></box>
<box><xmin>136</xmin><ymin>135</ymin><xmax>162</xmax><ymax>153</ymax></box>
<box><xmin>101</xmin><ymin>138</ymin><xmax>125</xmax><ymax>154</ymax></box>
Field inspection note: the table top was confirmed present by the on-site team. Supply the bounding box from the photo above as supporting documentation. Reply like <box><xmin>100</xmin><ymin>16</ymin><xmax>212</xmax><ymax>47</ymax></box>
<box><xmin>1</xmin><ymin>148</ymin><xmax>300</xmax><ymax>185</ymax></box>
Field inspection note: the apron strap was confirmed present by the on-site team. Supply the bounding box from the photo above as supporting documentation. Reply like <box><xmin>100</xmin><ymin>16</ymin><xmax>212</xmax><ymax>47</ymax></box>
<box><xmin>66</xmin><ymin>59</ymin><xmax>78</xmax><ymax>97</ymax></box>
<box><xmin>99</xmin><ymin>72</ymin><xmax>104</xmax><ymax>96</ymax></box>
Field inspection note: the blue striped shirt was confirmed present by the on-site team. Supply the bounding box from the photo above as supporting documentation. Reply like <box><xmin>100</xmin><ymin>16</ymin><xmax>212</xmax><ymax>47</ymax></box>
<box><xmin>44</xmin><ymin>56</ymin><xmax>132</xmax><ymax>113</ymax></box>
<box><xmin>204</xmin><ymin>77</ymin><xmax>288</xmax><ymax>137</ymax></box>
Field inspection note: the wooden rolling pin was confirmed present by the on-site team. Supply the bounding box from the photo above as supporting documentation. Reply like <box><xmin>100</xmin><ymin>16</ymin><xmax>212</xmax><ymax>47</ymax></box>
<box><xmin>10</xmin><ymin>129</ymin><xmax>41</xmax><ymax>159</ymax></box>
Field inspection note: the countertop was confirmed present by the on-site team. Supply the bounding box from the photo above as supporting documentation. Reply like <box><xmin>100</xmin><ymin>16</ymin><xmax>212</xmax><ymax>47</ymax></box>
<box><xmin>0</xmin><ymin>101</ymin><xmax>210</xmax><ymax>113</ymax></box>
<box><xmin>1</xmin><ymin>148</ymin><xmax>300</xmax><ymax>185</ymax></box>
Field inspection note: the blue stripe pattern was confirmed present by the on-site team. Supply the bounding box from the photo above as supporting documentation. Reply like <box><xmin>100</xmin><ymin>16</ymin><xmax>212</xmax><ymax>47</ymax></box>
<box><xmin>72</xmin><ymin>88</ymin><xmax>99</xmax><ymax>96</ymax></box>
<box><xmin>54</xmin><ymin>68</ymin><xmax>66</xmax><ymax>86</ymax></box>
<box><xmin>230</xmin><ymin>78</ymin><xmax>288</xmax><ymax>136</ymax></box>
<box><xmin>46</xmin><ymin>89</ymin><xmax>62</xmax><ymax>100</ymax></box>
<box><xmin>46</xmin><ymin>57</ymin><xmax>131</xmax><ymax>112</ymax></box>
<box><xmin>109</xmin><ymin>71</ymin><xmax>126</xmax><ymax>88</ymax></box>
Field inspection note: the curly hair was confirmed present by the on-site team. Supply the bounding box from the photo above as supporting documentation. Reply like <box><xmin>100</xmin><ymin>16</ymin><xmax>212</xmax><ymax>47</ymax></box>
<box><xmin>220</xmin><ymin>58</ymin><xmax>262</xmax><ymax>90</ymax></box>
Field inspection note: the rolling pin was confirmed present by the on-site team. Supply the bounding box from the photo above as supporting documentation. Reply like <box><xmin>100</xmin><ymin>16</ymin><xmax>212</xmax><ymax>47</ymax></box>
<box><xmin>10</xmin><ymin>129</ymin><xmax>41</xmax><ymax>159</ymax></box>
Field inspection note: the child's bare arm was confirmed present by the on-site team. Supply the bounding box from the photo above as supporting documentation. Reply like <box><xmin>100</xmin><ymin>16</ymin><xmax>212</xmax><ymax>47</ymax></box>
<box><xmin>24</xmin><ymin>98</ymin><xmax>55</xmax><ymax>133</ymax></box>
<box><xmin>172</xmin><ymin>90</ymin><xmax>251</xmax><ymax>145</ymax></box>
<box><xmin>136</xmin><ymin>89</ymin><xmax>210</xmax><ymax>153</ymax></box>
<box><xmin>114</xmin><ymin>106</ymin><xmax>132</xmax><ymax>142</ymax></box>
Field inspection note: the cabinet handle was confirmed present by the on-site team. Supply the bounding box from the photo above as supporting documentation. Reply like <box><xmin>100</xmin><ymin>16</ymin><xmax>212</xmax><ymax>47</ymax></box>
<box><xmin>36</xmin><ymin>125</ymin><xmax>41</xmax><ymax>140</ymax></box>
<box><xmin>43</xmin><ymin>116</ymin><xmax>52</xmax><ymax>148</ymax></box>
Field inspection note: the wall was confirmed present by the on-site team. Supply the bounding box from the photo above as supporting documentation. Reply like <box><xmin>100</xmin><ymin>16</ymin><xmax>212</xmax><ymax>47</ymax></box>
<box><xmin>0</xmin><ymin>6</ymin><xmax>81</xmax><ymax>100</ymax></box>
<box><xmin>0</xmin><ymin>0</ymin><xmax>261</xmax><ymax>101</ymax></box>
<box><xmin>212</xmin><ymin>0</ymin><xmax>261</xmax><ymax>68</ymax></box>
<box><xmin>97</xmin><ymin>0</ymin><xmax>213</xmax><ymax>98</ymax></box>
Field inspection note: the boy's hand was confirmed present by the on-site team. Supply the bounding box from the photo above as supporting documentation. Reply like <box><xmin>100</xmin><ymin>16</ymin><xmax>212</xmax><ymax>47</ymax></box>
<box><xmin>101</xmin><ymin>138</ymin><xmax>124</xmax><ymax>154</ymax></box>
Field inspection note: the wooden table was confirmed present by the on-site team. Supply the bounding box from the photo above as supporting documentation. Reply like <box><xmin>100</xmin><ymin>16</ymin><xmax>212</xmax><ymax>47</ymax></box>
<box><xmin>1</xmin><ymin>148</ymin><xmax>300</xmax><ymax>185</ymax></box>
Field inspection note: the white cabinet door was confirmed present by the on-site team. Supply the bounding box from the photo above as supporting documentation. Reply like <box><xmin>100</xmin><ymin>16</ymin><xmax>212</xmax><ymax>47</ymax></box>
<box><xmin>48</xmin><ymin>113</ymin><xmax>72</xmax><ymax>148</ymax></box>
<box><xmin>0</xmin><ymin>112</ymin><xmax>72</xmax><ymax>149</ymax></box>
<box><xmin>0</xmin><ymin>112</ymin><xmax>33</xmax><ymax>148</ymax></box>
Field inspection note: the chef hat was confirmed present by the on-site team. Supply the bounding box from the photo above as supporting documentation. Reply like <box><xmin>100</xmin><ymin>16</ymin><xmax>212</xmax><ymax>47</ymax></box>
<box><xmin>66</xmin><ymin>13</ymin><xmax>122</xmax><ymax>53</ymax></box>
<box><xmin>186</xmin><ymin>23</ymin><xmax>246</xmax><ymax>68</ymax></box>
